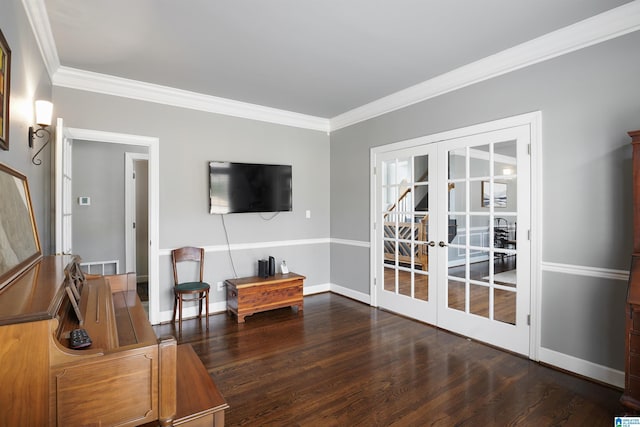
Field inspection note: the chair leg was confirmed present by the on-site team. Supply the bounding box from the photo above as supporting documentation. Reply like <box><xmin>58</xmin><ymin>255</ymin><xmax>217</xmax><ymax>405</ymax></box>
<box><xmin>198</xmin><ymin>292</ymin><xmax>203</xmax><ymax>318</ymax></box>
<box><xmin>205</xmin><ymin>290</ymin><xmax>209</xmax><ymax>330</ymax></box>
<box><xmin>178</xmin><ymin>296</ymin><xmax>183</xmax><ymax>330</ymax></box>
<box><xmin>172</xmin><ymin>294</ymin><xmax>177</xmax><ymax>323</ymax></box>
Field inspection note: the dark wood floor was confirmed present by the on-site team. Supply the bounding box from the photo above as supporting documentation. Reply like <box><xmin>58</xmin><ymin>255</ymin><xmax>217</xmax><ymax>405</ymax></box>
<box><xmin>153</xmin><ymin>293</ymin><xmax>627</xmax><ymax>426</ymax></box>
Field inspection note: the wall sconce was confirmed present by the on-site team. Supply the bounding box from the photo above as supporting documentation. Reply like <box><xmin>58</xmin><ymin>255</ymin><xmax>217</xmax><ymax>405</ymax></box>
<box><xmin>29</xmin><ymin>100</ymin><xmax>53</xmax><ymax>165</ymax></box>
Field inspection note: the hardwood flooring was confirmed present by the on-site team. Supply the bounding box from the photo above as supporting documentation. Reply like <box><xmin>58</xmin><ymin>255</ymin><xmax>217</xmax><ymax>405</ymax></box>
<box><xmin>153</xmin><ymin>293</ymin><xmax>626</xmax><ymax>426</ymax></box>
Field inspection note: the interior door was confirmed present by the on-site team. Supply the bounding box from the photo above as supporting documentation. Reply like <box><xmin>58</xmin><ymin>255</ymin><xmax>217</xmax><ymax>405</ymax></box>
<box><xmin>373</xmin><ymin>124</ymin><xmax>531</xmax><ymax>356</ymax></box>
<box><xmin>375</xmin><ymin>146</ymin><xmax>437</xmax><ymax>324</ymax></box>
<box><xmin>437</xmin><ymin>126</ymin><xmax>531</xmax><ymax>355</ymax></box>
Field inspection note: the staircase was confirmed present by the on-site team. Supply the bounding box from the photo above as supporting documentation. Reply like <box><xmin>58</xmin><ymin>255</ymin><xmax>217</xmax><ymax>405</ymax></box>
<box><xmin>383</xmin><ymin>177</ymin><xmax>456</xmax><ymax>270</ymax></box>
<box><xmin>383</xmin><ymin>219</ymin><xmax>429</xmax><ymax>269</ymax></box>
<box><xmin>383</xmin><ymin>173</ymin><xmax>429</xmax><ymax>270</ymax></box>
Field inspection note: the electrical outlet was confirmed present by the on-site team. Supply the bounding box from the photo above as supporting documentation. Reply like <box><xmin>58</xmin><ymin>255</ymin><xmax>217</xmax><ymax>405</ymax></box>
<box><xmin>217</xmin><ymin>281</ymin><xmax>224</xmax><ymax>291</ymax></box>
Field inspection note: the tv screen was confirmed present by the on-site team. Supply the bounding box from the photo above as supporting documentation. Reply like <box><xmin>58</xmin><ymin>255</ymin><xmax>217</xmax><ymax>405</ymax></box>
<box><xmin>209</xmin><ymin>161</ymin><xmax>292</xmax><ymax>214</ymax></box>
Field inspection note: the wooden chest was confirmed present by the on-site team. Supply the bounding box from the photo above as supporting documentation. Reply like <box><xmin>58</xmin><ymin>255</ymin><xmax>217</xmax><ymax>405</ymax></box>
<box><xmin>225</xmin><ymin>273</ymin><xmax>305</xmax><ymax>323</ymax></box>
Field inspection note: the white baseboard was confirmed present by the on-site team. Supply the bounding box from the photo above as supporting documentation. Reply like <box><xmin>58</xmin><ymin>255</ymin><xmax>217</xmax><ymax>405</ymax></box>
<box><xmin>329</xmin><ymin>283</ymin><xmax>371</xmax><ymax>305</ymax></box>
<box><xmin>157</xmin><ymin>283</ymin><xmax>333</xmax><ymax>323</ymax></box>
<box><xmin>156</xmin><ymin>283</ymin><xmax>349</xmax><ymax>323</ymax></box>
<box><xmin>539</xmin><ymin>346</ymin><xmax>624</xmax><ymax>388</ymax></box>
<box><xmin>304</xmin><ymin>283</ymin><xmax>331</xmax><ymax>295</ymax></box>
<box><xmin>157</xmin><ymin>301</ymin><xmax>227</xmax><ymax>324</ymax></box>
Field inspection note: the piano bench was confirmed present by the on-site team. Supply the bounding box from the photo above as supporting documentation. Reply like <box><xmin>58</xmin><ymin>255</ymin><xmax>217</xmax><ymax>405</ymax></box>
<box><xmin>174</xmin><ymin>344</ymin><xmax>228</xmax><ymax>426</ymax></box>
<box><xmin>141</xmin><ymin>344</ymin><xmax>228</xmax><ymax>427</ymax></box>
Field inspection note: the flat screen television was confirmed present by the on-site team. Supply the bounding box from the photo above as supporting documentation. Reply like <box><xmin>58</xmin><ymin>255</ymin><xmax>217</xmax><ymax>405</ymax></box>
<box><xmin>209</xmin><ymin>161</ymin><xmax>292</xmax><ymax>214</ymax></box>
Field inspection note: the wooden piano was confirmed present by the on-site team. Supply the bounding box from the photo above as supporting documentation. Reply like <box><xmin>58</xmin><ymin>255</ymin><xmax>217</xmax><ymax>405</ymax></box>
<box><xmin>0</xmin><ymin>163</ymin><xmax>227</xmax><ymax>426</ymax></box>
<box><xmin>0</xmin><ymin>255</ymin><xmax>178</xmax><ymax>426</ymax></box>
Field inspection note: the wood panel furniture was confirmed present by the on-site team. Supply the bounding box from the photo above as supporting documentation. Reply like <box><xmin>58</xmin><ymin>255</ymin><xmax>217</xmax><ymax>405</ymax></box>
<box><xmin>142</xmin><ymin>343</ymin><xmax>229</xmax><ymax>427</ymax></box>
<box><xmin>0</xmin><ymin>257</ymin><xmax>177</xmax><ymax>426</ymax></box>
<box><xmin>174</xmin><ymin>344</ymin><xmax>229</xmax><ymax>426</ymax></box>
<box><xmin>622</xmin><ymin>129</ymin><xmax>640</xmax><ymax>411</ymax></box>
<box><xmin>225</xmin><ymin>273</ymin><xmax>305</xmax><ymax>323</ymax></box>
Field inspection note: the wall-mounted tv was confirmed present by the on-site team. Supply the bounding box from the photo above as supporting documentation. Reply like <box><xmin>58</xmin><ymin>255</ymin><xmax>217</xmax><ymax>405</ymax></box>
<box><xmin>209</xmin><ymin>161</ymin><xmax>292</xmax><ymax>214</ymax></box>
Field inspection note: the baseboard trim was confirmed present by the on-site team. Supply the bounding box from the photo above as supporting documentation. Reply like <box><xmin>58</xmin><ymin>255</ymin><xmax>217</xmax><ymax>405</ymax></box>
<box><xmin>329</xmin><ymin>283</ymin><xmax>371</xmax><ymax>305</ymax></box>
<box><xmin>156</xmin><ymin>282</ymin><xmax>335</xmax><ymax>323</ymax></box>
<box><xmin>304</xmin><ymin>283</ymin><xmax>331</xmax><ymax>295</ymax></box>
<box><xmin>157</xmin><ymin>301</ymin><xmax>228</xmax><ymax>324</ymax></box>
<box><xmin>538</xmin><ymin>346</ymin><xmax>624</xmax><ymax>388</ymax></box>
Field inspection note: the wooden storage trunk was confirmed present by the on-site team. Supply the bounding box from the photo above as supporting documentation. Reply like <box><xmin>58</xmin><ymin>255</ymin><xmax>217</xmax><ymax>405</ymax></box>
<box><xmin>225</xmin><ymin>273</ymin><xmax>305</xmax><ymax>323</ymax></box>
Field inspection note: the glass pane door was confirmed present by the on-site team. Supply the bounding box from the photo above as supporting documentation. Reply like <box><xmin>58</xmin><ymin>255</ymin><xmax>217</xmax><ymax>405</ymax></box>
<box><xmin>437</xmin><ymin>126</ymin><xmax>530</xmax><ymax>355</ymax></box>
<box><xmin>376</xmin><ymin>146</ymin><xmax>437</xmax><ymax>324</ymax></box>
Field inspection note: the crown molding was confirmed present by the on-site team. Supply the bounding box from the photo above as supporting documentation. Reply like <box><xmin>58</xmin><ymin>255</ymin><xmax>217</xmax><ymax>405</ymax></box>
<box><xmin>23</xmin><ymin>0</ymin><xmax>640</xmax><ymax>133</ymax></box>
<box><xmin>21</xmin><ymin>0</ymin><xmax>60</xmax><ymax>78</ymax></box>
<box><xmin>330</xmin><ymin>1</ymin><xmax>640</xmax><ymax>131</ymax></box>
<box><xmin>53</xmin><ymin>66</ymin><xmax>330</xmax><ymax>132</ymax></box>
<box><xmin>23</xmin><ymin>0</ymin><xmax>329</xmax><ymax>131</ymax></box>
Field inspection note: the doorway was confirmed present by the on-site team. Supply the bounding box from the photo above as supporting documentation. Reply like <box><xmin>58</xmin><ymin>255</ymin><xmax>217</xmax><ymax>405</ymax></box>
<box><xmin>371</xmin><ymin>113</ymin><xmax>540</xmax><ymax>357</ymax></box>
<box><xmin>55</xmin><ymin>122</ymin><xmax>161</xmax><ymax>324</ymax></box>
<box><xmin>125</xmin><ymin>153</ymin><xmax>149</xmax><ymax>310</ymax></box>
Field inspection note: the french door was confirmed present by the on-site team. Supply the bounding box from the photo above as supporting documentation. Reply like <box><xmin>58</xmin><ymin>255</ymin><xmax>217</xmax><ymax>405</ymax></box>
<box><xmin>376</xmin><ymin>145</ymin><xmax>438</xmax><ymax>324</ymax></box>
<box><xmin>374</xmin><ymin>124</ymin><xmax>531</xmax><ymax>356</ymax></box>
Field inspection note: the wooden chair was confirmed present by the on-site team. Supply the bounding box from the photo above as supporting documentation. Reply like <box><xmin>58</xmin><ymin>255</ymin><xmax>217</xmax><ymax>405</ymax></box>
<box><xmin>171</xmin><ymin>247</ymin><xmax>210</xmax><ymax>329</ymax></box>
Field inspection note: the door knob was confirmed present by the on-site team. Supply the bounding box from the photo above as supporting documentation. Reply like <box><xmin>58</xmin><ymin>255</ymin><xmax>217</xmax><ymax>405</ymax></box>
<box><xmin>438</xmin><ymin>241</ymin><xmax>448</xmax><ymax>247</ymax></box>
<box><xmin>428</xmin><ymin>241</ymin><xmax>436</xmax><ymax>247</ymax></box>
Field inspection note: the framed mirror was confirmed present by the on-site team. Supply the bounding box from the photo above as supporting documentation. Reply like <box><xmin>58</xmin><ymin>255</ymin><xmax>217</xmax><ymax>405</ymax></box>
<box><xmin>0</xmin><ymin>163</ymin><xmax>41</xmax><ymax>290</ymax></box>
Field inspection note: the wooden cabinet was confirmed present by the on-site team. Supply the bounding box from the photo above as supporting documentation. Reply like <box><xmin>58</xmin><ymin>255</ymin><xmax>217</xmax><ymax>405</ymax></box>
<box><xmin>622</xmin><ymin>130</ymin><xmax>640</xmax><ymax>410</ymax></box>
<box><xmin>225</xmin><ymin>273</ymin><xmax>305</xmax><ymax>323</ymax></box>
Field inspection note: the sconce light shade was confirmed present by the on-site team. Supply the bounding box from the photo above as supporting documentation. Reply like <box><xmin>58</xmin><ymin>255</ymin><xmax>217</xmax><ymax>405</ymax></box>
<box><xmin>29</xmin><ymin>100</ymin><xmax>54</xmax><ymax>165</ymax></box>
<box><xmin>35</xmin><ymin>100</ymin><xmax>53</xmax><ymax>126</ymax></box>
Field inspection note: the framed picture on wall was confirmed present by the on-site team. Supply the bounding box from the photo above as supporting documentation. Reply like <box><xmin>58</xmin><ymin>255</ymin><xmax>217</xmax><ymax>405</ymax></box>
<box><xmin>0</xmin><ymin>28</ymin><xmax>11</xmax><ymax>151</ymax></box>
<box><xmin>482</xmin><ymin>181</ymin><xmax>507</xmax><ymax>208</ymax></box>
<box><xmin>0</xmin><ymin>163</ymin><xmax>42</xmax><ymax>290</ymax></box>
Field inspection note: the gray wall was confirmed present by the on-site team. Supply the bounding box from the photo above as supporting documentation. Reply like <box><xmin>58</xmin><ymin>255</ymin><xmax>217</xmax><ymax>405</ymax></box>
<box><xmin>72</xmin><ymin>140</ymin><xmax>147</xmax><ymax>271</ymax></box>
<box><xmin>330</xmin><ymin>31</ymin><xmax>640</xmax><ymax>371</ymax></box>
<box><xmin>0</xmin><ymin>0</ymin><xmax>53</xmax><ymax>253</ymax></box>
<box><xmin>52</xmin><ymin>87</ymin><xmax>330</xmax><ymax>312</ymax></box>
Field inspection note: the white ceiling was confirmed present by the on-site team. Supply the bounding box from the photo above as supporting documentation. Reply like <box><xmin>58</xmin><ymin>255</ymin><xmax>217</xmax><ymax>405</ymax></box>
<box><xmin>40</xmin><ymin>0</ymin><xmax>635</xmax><ymax>123</ymax></box>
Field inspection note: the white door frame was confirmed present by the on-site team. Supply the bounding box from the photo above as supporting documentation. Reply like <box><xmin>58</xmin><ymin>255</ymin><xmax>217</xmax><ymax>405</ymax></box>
<box><xmin>125</xmin><ymin>152</ymin><xmax>149</xmax><ymax>276</ymax></box>
<box><xmin>54</xmin><ymin>117</ymin><xmax>72</xmax><ymax>255</ymax></box>
<box><xmin>370</xmin><ymin>111</ymin><xmax>542</xmax><ymax>360</ymax></box>
<box><xmin>56</xmin><ymin>126</ymin><xmax>161</xmax><ymax>325</ymax></box>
